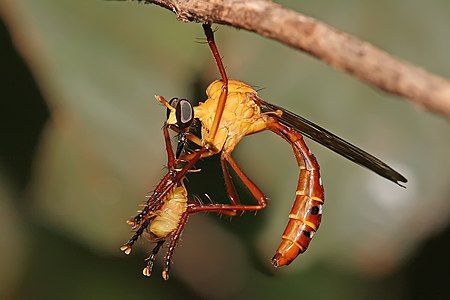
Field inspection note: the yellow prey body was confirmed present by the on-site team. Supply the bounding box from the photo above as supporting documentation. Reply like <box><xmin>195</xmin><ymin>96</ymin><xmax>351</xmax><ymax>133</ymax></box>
<box><xmin>149</xmin><ymin>185</ymin><xmax>188</xmax><ymax>239</ymax></box>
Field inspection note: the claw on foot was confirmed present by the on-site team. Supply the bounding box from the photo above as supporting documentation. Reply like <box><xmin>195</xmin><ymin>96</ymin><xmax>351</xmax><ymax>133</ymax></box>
<box><xmin>162</xmin><ymin>270</ymin><xmax>169</xmax><ymax>281</ymax></box>
<box><xmin>143</xmin><ymin>266</ymin><xmax>152</xmax><ymax>277</ymax></box>
<box><xmin>120</xmin><ymin>245</ymin><xmax>132</xmax><ymax>255</ymax></box>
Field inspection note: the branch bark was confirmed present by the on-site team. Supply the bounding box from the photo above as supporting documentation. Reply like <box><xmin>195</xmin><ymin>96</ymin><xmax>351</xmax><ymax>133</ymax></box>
<box><xmin>140</xmin><ymin>0</ymin><xmax>450</xmax><ymax>118</ymax></box>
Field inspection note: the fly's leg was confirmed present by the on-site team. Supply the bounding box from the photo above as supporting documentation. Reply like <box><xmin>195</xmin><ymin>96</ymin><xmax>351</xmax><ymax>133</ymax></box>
<box><xmin>160</xmin><ymin>204</ymin><xmax>237</xmax><ymax>281</ymax></box>
<box><xmin>192</xmin><ymin>155</ymin><xmax>240</xmax><ymax>217</ymax></box>
<box><xmin>160</xmin><ymin>205</ymin><xmax>236</xmax><ymax>281</ymax></box>
<box><xmin>188</xmin><ymin>152</ymin><xmax>267</xmax><ymax>214</ymax></box>
<box><xmin>161</xmin><ymin>197</ymin><xmax>266</xmax><ymax>281</ymax></box>
<box><xmin>124</xmin><ymin>147</ymin><xmax>207</xmax><ymax>256</ymax></box>
<box><xmin>220</xmin><ymin>153</ymin><xmax>239</xmax><ymax>206</ymax></box>
<box><xmin>202</xmin><ymin>24</ymin><xmax>227</xmax><ymax>84</ymax></box>
<box><xmin>160</xmin><ymin>154</ymin><xmax>268</xmax><ymax>280</ymax></box>
<box><xmin>217</xmin><ymin>153</ymin><xmax>242</xmax><ymax>216</ymax></box>
<box><xmin>127</xmin><ymin>124</ymin><xmax>177</xmax><ymax>228</ymax></box>
<box><xmin>175</xmin><ymin>131</ymin><xmax>256</xmax><ymax>216</ymax></box>
<box><xmin>175</xmin><ymin>132</ymin><xmax>238</xmax><ymax>216</ymax></box>
<box><xmin>129</xmin><ymin>140</ymin><xmax>208</xmax><ymax>229</ymax></box>
<box><xmin>121</xmin><ymin>124</ymin><xmax>178</xmax><ymax>256</ymax></box>
<box><xmin>143</xmin><ymin>240</ymin><xmax>165</xmax><ymax>277</ymax></box>
<box><xmin>223</xmin><ymin>152</ymin><xmax>267</xmax><ymax>211</ymax></box>
<box><xmin>127</xmin><ymin>173</ymin><xmax>171</xmax><ymax>229</ymax></box>
<box><xmin>202</xmin><ymin>23</ymin><xmax>228</xmax><ymax>149</ymax></box>
<box><xmin>197</xmin><ymin>154</ymin><xmax>239</xmax><ymax>217</ymax></box>
<box><xmin>120</xmin><ymin>219</ymin><xmax>151</xmax><ymax>255</ymax></box>
<box><xmin>161</xmin><ymin>211</ymin><xmax>190</xmax><ymax>280</ymax></box>
<box><xmin>163</xmin><ymin>123</ymin><xmax>176</xmax><ymax>169</ymax></box>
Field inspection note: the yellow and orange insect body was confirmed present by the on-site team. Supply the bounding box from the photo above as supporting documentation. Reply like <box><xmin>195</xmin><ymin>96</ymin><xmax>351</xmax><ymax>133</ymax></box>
<box><xmin>169</xmin><ymin>79</ymin><xmax>326</xmax><ymax>266</ymax></box>
<box><xmin>122</xmin><ymin>24</ymin><xmax>406</xmax><ymax>279</ymax></box>
<box><xmin>149</xmin><ymin>184</ymin><xmax>188</xmax><ymax>239</ymax></box>
<box><xmin>194</xmin><ymin>79</ymin><xmax>269</xmax><ymax>154</ymax></box>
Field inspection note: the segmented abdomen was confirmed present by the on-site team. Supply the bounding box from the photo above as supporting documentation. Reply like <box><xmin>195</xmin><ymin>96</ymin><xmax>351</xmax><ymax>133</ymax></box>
<box><xmin>268</xmin><ymin>122</ymin><xmax>324</xmax><ymax>267</ymax></box>
<box><xmin>149</xmin><ymin>185</ymin><xmax>188</xmax><ymax>239</ymax></box>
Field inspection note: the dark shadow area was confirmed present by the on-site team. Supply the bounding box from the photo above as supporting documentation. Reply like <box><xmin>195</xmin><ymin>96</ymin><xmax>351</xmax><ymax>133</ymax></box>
<box><xmin>18</xmin><ymin>222</ymin><xmax>200</xmax><ymax>300</ymax></box>
<box><xmin>0</xmin><ymin>18</ymin><xmax>50</xmax><ymax>192</ymax></box>
<box><xmin>403</xmin><ymin>225</ymin><xmax>450</xmax><ymax>299</ymax></box>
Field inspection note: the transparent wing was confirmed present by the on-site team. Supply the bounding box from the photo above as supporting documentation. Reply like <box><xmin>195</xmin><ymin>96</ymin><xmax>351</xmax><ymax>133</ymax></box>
<box><xmin>256</xmin><ymin>97</ymin><xmax>407</xmax><ymax>186</ymax></box>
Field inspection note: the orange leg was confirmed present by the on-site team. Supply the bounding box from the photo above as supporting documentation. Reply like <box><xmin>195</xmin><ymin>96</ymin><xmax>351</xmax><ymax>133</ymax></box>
<box><xmin>197</xmin><ymin>155</ymin><xmax>240</xmax><ymax>217</ymax></box>
<box><xmin>124</xmin><ymin>145</ymin><xmax>207</xmax><ymax>246</ymax></box>
<box><xmin>127</xmin><ymin>124</ymin><xmax>182</xmax><ymax>229</ymax></box>
<box><xmin>163</xmin><ymin>124</ymin><xmax>176</xmax><ymax>169</ymax></box>
<box><xmin>183</xmin><ymin>152</ymin><xmax>267</xmax><ymax>215</ymax></box>
<box><xmin>174</xmin><ymin>135</ymin><xmax>241</xmax><ymax>216</ymax></box>
<box><xmin>159</xmin><ymin>153</ymin><xmax>268</xmax><ymax>280</ymax></box>
<box><xmin>189</xmin><ymin>153</ymin><xmax>267</xmax><ymax>213</ymax></box>
<box><xmin>202</xmin><ymin>23</ymin><xmax>228</xmax><ymax>148</ymax></box>
<box><xmin>220</xmin><ymin>153</ymin><xmax>240</xmax><ymax>205</ymax></box>
<box><xmin>169</xmin><ymin>127</ymin><xmax>239</xmax><ymax>216</ymax></box>
<box><xmin>124</xmin><ymin>125</ymin><xmax>211</xmax><ymax>277</ymax></box>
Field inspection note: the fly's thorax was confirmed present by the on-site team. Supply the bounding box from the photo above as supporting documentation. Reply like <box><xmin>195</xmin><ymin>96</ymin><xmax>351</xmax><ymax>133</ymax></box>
<box><xmin>206</xmin><ymin>79</ymin><xmax>257</xmax><ymax>98</ymax></box>
<box><xmin>194</xmin><ymin>79</ymin><xmax>269</xmax><ymax>152</ymax></box>
<box><xmin>149</xmin><ymin>185</ymin><xmax>188</xmax><ymax>239</ymax></box>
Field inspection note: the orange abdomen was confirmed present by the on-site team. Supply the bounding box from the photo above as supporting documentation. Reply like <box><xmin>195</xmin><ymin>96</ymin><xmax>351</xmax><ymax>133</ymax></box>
<box><xmin>268</xmin><ymin>122</ymin><xmax>324</xmax><ymax>267</ymax></box>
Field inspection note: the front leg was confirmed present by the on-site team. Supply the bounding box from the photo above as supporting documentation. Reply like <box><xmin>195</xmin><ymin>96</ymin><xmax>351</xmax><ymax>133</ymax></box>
<box><xmin>202</xmin><ymin>23</ymin><xmax>229</xmax><ymax>148</ymax></box>
<box><xmin>120</xmin><ymin>219</ymin><xmax>151</xmax><ymax>255</ymax></box>
<box><xmin>123</xmin><ymin>147</ymin><xmax>208</xmax><ymax>257</ymax></box>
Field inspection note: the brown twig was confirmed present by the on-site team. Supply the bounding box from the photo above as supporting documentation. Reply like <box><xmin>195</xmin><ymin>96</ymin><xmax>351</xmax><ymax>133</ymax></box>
<box><xmin>138</xmin><ymin>0</ymin><xmax>450</xmax><ymax>118</ymax></box>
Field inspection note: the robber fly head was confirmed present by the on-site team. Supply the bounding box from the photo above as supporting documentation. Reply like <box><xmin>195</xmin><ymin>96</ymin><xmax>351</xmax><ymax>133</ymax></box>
<box><xmin>165</xmin><ymin>97</ymin><xmax>194</xmax><ymax>158</ymax></box>
<box><xmin>165</xmin><ymin>97</ymin><xmax>194</xmax><ymax>130</ymax></box>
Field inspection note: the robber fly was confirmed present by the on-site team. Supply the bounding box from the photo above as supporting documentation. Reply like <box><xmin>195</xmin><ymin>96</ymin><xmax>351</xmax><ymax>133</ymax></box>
<box><xmin>121</xmin><ymin>24</ymin><xmax>406</xmax><ymax>279</ymax></box>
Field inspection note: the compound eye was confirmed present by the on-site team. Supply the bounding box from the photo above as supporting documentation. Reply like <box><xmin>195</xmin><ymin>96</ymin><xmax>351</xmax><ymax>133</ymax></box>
<box><xmin>175</xmin><ymin>99</ymin><xmax>194</xmax><ymax>129</ymax></box>
<box><xmin>167</xmin><ymin>97</ymin><xmax>179</xmax><ymax>120</ymax></box>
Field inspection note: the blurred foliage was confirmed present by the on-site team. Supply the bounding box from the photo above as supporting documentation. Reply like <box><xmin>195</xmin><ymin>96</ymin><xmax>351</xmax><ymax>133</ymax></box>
<box><xmin>0</xmin><ymin>0</ymin><xmax>449</xmax><ymax>299</ymax></box>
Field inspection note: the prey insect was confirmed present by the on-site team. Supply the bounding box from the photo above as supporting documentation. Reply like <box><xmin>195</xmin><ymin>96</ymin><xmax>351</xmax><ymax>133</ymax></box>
<box><xmin>121</xmin><ymin>98</ymin><xmax>238</xmax><ymax>280</ymax></box>
<box><xmin>120</xmin><ymin>121</ymin><xmax>195</xmax><ymax>280</ymax></box>
<box><xmin>121</xmin><ymin>23</ymin><xmax>407</xmax><ymax>279</ymax></box>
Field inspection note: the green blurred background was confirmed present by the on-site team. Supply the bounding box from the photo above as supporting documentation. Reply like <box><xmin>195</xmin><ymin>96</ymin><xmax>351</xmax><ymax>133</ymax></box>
<box><xmin>0</xmin><ymin>0</ymin><xmax>449</xmax><ymax>299</ymax></box>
